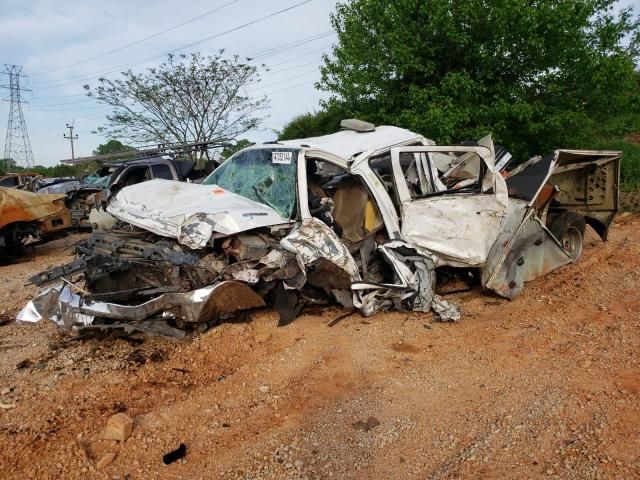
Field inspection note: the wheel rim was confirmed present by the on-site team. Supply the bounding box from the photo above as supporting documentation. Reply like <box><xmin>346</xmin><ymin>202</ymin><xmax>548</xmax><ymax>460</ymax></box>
<box><xmin>560</xmin><ymin>227</ymin><xmax>583</xmax><ymax>259</ymax></box>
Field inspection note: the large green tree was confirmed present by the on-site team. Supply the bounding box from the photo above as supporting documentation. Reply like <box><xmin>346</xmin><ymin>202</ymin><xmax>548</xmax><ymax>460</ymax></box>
<box><xmin>315</xmin><ymin>0</ymin><xmax>640</xmax><ymax>158</ymax></box>
<box><xmin>220</xmin><ymin>138</ymin><xmax>254</xmax><ymax>159</ymax></box>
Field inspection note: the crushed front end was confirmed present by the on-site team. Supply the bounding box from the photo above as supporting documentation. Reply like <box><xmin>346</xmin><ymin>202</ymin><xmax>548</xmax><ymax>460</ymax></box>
<box><xmin>20</xmin><ymin>215</ymin><xmax>365</xmax><ymax>337</ymax></box>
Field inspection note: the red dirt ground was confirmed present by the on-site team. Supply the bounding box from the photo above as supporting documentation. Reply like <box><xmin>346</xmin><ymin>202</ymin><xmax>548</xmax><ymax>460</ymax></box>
<box><xmin>0</xmin><ymin>214</ymin><xmax>638</xmax><ymax>479</ymax></box>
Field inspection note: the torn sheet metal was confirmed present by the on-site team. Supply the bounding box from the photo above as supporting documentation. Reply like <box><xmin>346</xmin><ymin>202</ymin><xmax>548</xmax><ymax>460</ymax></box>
<box><xmin>37</xmin><ymin>180</ymin><xmax>83</xmax><ymax>195</ymax></box>
<box><xmin>482</xmin><ymin>207</ymin><xmax>572</xmax><ymax>298</ymax></box>
<box><xmin>400</xmin><ymin>193</ymin><xmax>508</xmax><ymax>267</ymax></box>
<box><xmin>390</xmin><ymin>144</ymin><xmax>509</xmax><ymax>267</ymax></box>
<box><xmin>88</xmin><ymin>208</ymin><xmax>117</xmax><ymax>231</ymax></box>
<box><xmin>352</xmin><ymin>241</ymin><xmax>459</xmax><ymax>321</ymax></box>
<box><xmin>107</xmin><ymin>179</ymin><xmax>291</xmax><ymax>249</ymax></box>
<box><xmin>17</xmin><ymin>281</ymin><xmax>265</xmax><ymax>333</ymax></box>
<box><xmin>17</xmin><ymin>285</ymin><xmax>93</xmax><ymax>328</ymax></box>
<box><xmin>431</xmin><ymin>295</ymin><xmax>461</xmax><ymax>322</ymax></box>
<box><xmin>280</xmin><ymin>217</ymin><xmax>361</xmax><ymax>284</ymax></box>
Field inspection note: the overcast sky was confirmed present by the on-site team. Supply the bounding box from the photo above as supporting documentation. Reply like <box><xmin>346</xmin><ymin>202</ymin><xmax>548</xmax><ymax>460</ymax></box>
<box><xmin>0</xmin><ymin>0</ymin><xmax>637</xmax><ymax>166</ymax></box>
<box><xmin>0</xmin><ymin>0</ymin><xmax>340</xmax><ymax>165</ymax></box>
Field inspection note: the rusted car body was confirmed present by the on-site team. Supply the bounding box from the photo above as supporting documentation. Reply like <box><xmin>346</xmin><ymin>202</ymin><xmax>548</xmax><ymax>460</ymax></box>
<box><xmin>0</xmin><ymin>187</ymin><xmax>72</xmax><ymax>259</ymax></box>
<box><xmin>19</xmin><ymin>122</ymin><xmax>621</xmax><ymax>337</ymax></box>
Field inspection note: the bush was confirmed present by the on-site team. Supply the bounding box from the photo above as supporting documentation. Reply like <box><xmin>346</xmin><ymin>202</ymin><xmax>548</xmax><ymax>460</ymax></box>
<box><xmin>593</xmin><ymin>136</ymin><xmax>640</xmax><ymax>192</ymax></box>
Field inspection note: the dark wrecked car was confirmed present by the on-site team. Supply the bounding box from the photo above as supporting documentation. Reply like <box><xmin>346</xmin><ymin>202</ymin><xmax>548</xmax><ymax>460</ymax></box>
<box><xmin>19</xmin><ymin>121</ymin><xmax>621</xmax><ymax>337</ymax></box>
<box><xmin>37</xmin><ymin>157</ymin><xmax>214</xmax><ymax>230</ymax></box>
<box><xmin>0</xmin><ymin>173</ymin><xmax>43</xmax><ymax>190</ymax></box>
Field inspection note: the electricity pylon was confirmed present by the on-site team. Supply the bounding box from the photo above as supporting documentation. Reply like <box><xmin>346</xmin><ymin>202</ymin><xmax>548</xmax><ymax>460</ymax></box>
<box><xmin>1</xmin><ymin>64</ymin><xmax>34</xmax><ymax>168</ymax></box>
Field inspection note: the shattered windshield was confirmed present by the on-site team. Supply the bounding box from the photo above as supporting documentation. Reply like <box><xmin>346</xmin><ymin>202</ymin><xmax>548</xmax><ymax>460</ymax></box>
<box><xmin>203</xmin><ymin>147</ymin><xmax>299</xmax><ymax>219</ymax></box>
<box><xmin>83</xmin><ymin>166</ymin><xmax>118</xmax><ymax>188</ymax></box>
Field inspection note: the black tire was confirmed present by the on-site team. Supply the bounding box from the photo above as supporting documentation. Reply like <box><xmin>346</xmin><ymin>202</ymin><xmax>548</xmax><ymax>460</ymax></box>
<box><xmin>549</xmin><ymin>211</ymin><xmax>586</xmax><ymax>261</ymax></box>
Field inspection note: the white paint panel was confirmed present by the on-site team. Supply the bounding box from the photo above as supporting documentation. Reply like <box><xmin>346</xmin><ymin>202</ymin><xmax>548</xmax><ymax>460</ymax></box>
<box><xmin>401</xmin><ymin>194</ymin><xmax>508</xmax><ymax>266</ymax></box>
<box><xmin>281</xmin><ymin>125</ymin><xmax>428</xmax><ymax>160</ymax></box>
<box><xmin>107</xmin><ymin>179</ymin><xmax>290</xmax><ymax>248</ymax></box>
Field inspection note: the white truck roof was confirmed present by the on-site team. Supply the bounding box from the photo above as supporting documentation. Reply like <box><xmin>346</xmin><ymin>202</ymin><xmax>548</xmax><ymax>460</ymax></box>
<box><xmin>280</xmin><ymin>125</ymin><xmax>428</xmax><ymax>160</ymax></box>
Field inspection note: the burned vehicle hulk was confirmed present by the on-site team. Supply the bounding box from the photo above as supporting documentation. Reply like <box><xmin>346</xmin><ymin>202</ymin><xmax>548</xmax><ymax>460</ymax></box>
<box><xmin>0</xmin><ymin>187</ymin><xmax>72</xmax><ymax>260</ymax></box>
<box><xmin>20</xmin><ymin>122</ymin><xmax>621</xmax><ymax>337</ymax></box>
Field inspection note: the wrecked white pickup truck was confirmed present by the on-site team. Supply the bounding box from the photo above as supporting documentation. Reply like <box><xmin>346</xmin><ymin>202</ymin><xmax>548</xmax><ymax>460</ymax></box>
<box><xmin>19</xmin><ymin>120</ymin><xmax>621</xmax><ymax>337</ymax></box>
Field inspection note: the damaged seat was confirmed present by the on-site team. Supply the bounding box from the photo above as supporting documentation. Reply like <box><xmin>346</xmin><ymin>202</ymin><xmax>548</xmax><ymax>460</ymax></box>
<box><xmin>331</xmin><ymin>178</ymin><xmax>383</xmax><ymax>243</ymax></box>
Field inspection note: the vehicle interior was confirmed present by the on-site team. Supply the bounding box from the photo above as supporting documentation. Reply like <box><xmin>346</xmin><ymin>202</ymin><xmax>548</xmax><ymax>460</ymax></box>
<box><xmin>0</xmin><ymin>176</ymin><xmax>20</xmax><ymax>188</ymax></box>
<box><xmin>117</xmin><ymin>166</ymin><xmax>151</xmax><ymax>187</ymax></box>
<box><xmin>305</xmin><ymin>158</ymin><xmax>384</xmax><ymax>243</ymax></box>
<box><xmin>368</xmin><ymin>149</ymin><xmax>487</xmax><ymax>213</ymax></box>
<box><xmin>305</xmin><ymin>157</ymin><xmax>391</xmax><ymax>284</ymax></box>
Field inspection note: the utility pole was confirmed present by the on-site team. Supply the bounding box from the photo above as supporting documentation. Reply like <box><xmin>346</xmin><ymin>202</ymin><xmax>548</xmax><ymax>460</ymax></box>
<box><xmin>1</xmin><ymin>64</ymin><xmax>34</xmax><ymax>168</ymax></box>
<box><xmin>63</xmin><ymin>123</ymin><xmax>78</xmax><ymax>160</ymax></box>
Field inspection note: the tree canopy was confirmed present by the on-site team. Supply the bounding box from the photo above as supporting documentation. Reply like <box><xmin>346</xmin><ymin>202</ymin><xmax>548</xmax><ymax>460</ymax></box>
<box><xmin>85</xmin><ymin>52</ymin><xmax>269</xmax><ymax>148</ymax></box>
<box><xmin>221</xmin><ymin>138</ymin><xmax>254</xmax><ymax>159</ymax></box>
<box><xmin>93</xmin><ymin>139</ymin><xmax>136</xmax><ymax>156</ymax></box>
<box><xmin>278</xmin><ymin>107</ymin><xmax>349</xmax><ymax>141</ymax></box>
<box><xmin>289</xmin><ymin>0</ymin><xmax>640</xmax><ymax>159</ymax></box>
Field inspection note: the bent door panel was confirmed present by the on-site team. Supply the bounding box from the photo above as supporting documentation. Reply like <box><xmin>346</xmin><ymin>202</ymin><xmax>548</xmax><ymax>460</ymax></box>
<box><xmin>390</xmin><ymin>146</ymin><xmax>508</xmax><ymax>267</ymax></box>
<box><xmin>401</xmin><ymin>194</ymin><xmax>507</xmax><ymax>266</ymax></box>
<box><xmin>482</xmin><ymin>207</ymin><xmax>572</xmax><ymax>298</ymax></box>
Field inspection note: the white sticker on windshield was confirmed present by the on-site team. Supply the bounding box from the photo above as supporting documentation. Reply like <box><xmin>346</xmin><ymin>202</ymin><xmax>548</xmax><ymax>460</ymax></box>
<box><xmin>272</xmin><ymin>151</ymin><xmax>292</xmax><ymax>164</ymax></box>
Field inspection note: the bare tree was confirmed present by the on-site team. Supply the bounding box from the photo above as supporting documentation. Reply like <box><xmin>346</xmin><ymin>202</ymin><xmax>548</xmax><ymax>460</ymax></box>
<box><xmin>84</xmin><ymin>52</ymin><xmax>268</xmax><ymax>148</ymax></box>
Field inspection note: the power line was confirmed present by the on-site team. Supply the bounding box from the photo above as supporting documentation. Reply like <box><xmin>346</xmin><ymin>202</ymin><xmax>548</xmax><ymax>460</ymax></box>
<box><xmin>30</xmin><ymin>98</ymin><xmax>94</xmax><ymax>108</ymax></box>
<box><xmin>264</xmin><ymin>78</ymin><xmax>320</xmax><ymax>97</ymax></box>
<box><xmin>70</xmin><ymin>0</ymin><xmax>161</xmax><ymax>45</ymax></box>
<box><xmin>32</xmin><ymin>0</ymin><xmax>241</xmax><ymax>77</ymax></box>
<box><xmin>32</xmin><ymin>0</ymin><xmax>317</xmax><ymax>90</ymax></box>
<box><xmin>248</xmin><ymin>31</ymin><xmax>333</xmax><ymax>60</ymax></box>
<box><xmin>250</xmin><ymin>69</ymin><xmax>319</xmax><ymax>92</ymax></box>
<box><xmin>28</xmin><ymin>113</ymin><xmax>109</xmax><ymax>137</ymax></box>
<box><xmin>265</xmin><ymin>43</ymin><xmax>332</xmax><ymax>69</ymax></box>
<box><xmin>32</xmin><ymin>93</ymin><xmax>87</xmax><ymax>100</ymax></box>
<box><xmin>261</xmin><ymin>61</ymin><xmax>321</xmax><ymax>76</ymax></box>
<box><xmin>29</xmin><ymin>32</ymin><xmax>332</xmax><ymax>100</ymax></box>
<box><xmin>31</xmin><ymin>53</ymin><xmax>325</xmax><ymax>105</ymax></box>
<box><xmin>30</xmin><ymin>105</ymin><xmax>109</xmax><ymax>112</ymax></box>
<box><xmin>30</xmin><ymin>135</ymin><xmax>63</xmax><ymax>145</ymax></box>
<box><xmin>31</xmin><ymin>28</ymin><xmax>329</xmax><ymax>93</ymax></box>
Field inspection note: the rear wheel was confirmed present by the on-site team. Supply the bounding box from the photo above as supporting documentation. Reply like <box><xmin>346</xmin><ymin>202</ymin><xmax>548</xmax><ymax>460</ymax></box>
<box><xmin>549</xmin><ymin>212</ymin><xmax>585</xmax><ymax>261</ymax></box>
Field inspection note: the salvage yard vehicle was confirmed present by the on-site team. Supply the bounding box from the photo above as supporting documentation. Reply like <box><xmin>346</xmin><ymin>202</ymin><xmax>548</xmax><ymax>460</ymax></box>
<box><xmin>0</xmin><ymin>173</ymin><xmax>42</xmax><ymax>190</ymax></box>
<box><xmin>19</xmin><ymin>121</ymin><xmax>622</xmax><ymax>337</ymax></box>
<box><xmin>0</xmin><ymin>187</ymin><xmax>72</xmax><ymax>260</ymax></box>
<box><xmin>37</xmin><ymin>156</ymin><xmax>214</xmax><ymax>229</ymax></box>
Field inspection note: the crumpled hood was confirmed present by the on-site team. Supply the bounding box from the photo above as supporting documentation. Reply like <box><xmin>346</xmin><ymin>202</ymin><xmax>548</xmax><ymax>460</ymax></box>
<box><xmin>107</xmin><ymin>179</ymin><xmax>290</xmax><ymax>249</ymax></box>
